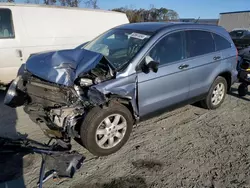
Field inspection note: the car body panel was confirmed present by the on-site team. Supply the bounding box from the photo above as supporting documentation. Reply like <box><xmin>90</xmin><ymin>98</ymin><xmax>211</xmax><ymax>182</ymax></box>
<box><xmin>137</xmin><ymin>60</ymin><xmax>190</xmax><ymax>117</ymax></box>
<box><xmin>187</xmin><ymin>51</ymin><xmax>223</xmax><ymax>98</ymax></box>
<box><xmin>90</xmin><ymin>73</ymin><xmax>139</xmax><ymax>117</ymax></box>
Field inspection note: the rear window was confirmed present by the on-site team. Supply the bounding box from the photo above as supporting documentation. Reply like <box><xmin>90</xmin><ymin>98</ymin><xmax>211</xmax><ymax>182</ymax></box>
<box><xmin>0</xmin><ymin>9</ymin><xmax>14</xmax><ymax>38</ymax></box>
<box><xmin>213</xmin><ymin>33</ymin><xmax>231</xmax><ymax>51</ymax></box>
<box><xmin>186</xmin><ymin>30</ymin><xmax>215</xmax><ymax>58</ymax></box>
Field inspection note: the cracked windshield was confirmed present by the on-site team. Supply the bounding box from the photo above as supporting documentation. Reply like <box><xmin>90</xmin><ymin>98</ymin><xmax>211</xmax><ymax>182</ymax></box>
<box><xmin>0</xmin><ymin>0</ymin><xmax>250</xmax><ymax>188</ymax></box>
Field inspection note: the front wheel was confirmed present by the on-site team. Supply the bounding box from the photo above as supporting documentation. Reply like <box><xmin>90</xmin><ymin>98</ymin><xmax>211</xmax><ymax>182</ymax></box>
<box><xmin>201</xmin><ymin>76</ymin><xmax>227</xmax><ymax>109</ymax></box>
<box><xmin>80</xmin><ymin>103</ymin><xmax>133</xmax><ymax>156</ymax></box>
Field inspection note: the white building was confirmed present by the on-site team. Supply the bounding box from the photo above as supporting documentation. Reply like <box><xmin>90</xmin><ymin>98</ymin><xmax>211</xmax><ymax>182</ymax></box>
<box><xmin>219</xmin><ymin>11</ymin><xmax>250</xmax><ymax>31</ymax></box>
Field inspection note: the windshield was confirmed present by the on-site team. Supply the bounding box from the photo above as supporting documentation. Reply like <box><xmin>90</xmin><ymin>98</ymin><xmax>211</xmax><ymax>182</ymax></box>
<box><xmin>83</xmin><ymin>29</ymin><xmax>152</xmax><ymax>70</ymax></box>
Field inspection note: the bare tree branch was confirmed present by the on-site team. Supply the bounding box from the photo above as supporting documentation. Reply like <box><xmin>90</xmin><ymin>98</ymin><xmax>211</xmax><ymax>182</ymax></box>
<box><xmin>59</xmin><ymin>0</ymin><xmax>81</xmax><ymax>7</ymax></box>
<box><xmin>24</xmin><ymin>0</ymin><xmax>40</xmax><ymax>4</ymax></box>
<box><xmin>43</xmin><ymin>0</ymin><xmax>56</xmax><ymax>5</ymax></box>
<box><xmin>0</xmin><ymin>0</ymin><xmax>15</xmax><ymax>2</ymax></box>
<box><xmin>84</xmin><ymin>0</ymin><xmax>99</xmax><ymax>9</ymax></box>
<box><xmin>112</xmin><ymin>5</ymin><xmax>179</xmax><ymax>23</ymax></box>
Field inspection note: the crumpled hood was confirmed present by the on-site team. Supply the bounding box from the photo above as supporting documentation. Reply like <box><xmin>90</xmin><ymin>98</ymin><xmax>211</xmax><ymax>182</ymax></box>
<box><xmin>26</xmin><ymin>49</ymin><xmax>105</xmax><ymax>86</ymax></box>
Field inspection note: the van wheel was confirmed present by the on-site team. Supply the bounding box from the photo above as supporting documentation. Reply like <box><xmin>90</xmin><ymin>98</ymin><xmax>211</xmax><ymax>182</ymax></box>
<box><xmin>201</xmin><ymin>76</ymin><xmax>227</xmax><ymax>109</ymax></box>
<box><xmin>80</xmin><ymin>103</ymin><xmax>133</xmax><ymax>156</ymax></box>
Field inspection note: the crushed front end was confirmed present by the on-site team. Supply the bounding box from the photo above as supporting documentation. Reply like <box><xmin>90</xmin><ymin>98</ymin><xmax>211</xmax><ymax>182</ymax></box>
<box><xmin>4</xmin><ymin>72</ymin><xmax>86</xmax><ymax>140</ymax></box>
<box><xmin>4</xmin><ymin>49</ymin><xmax>114</xmax><ymax>141</ymax></box>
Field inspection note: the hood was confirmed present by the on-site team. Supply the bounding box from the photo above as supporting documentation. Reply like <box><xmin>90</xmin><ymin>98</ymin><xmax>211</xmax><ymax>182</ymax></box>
<box><xmin>26</xmin><ymin>49</ymin><xmax>108</xmax><ymax>86</ymax></box>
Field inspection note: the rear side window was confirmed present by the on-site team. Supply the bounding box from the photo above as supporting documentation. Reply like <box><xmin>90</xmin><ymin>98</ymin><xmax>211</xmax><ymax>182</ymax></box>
<box><xmin>0</xmin><ymin>9</ymin><xmax>15</xmax><ymax>38</ymax></box>
<box><xmin>186</xmin><ymin>30</ymin><xmax>215</xmax><ymax>58</ymax></box>
<box><xmin>213</xmin><ymin>33</ymin><xmax>231</xmax><ymax>51</ymax></box>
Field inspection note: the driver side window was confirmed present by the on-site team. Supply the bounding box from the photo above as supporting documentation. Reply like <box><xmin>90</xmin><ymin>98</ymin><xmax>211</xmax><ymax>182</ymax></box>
<box><xmin>148</xmin><ymin>31</ymin><xmax>185</xmax><ymax>65</ymax></box>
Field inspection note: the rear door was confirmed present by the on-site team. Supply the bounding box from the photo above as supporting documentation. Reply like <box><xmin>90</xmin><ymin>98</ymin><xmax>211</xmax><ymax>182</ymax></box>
<box><xmin>0</xmin><ymin>8</ymin><xmax>23</xmax><ymax>84</ymax></box>
<box><xmin>185</xmin><ymin>30</ymin><xmax>221</xmax><ymax>99</ymax></box>
<box><xmin>212</xmin><ymin>32</ymin><xmax>238</xmax><ymax>82</ymax></box>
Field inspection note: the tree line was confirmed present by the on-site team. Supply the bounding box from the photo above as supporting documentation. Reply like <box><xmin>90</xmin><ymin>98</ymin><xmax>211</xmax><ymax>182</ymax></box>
<box><xmin>0</xmin><ymin>0</ymin><xmax>98</xmax><ymax>8</ymax></box>
<box><xmin>0</xmin><ymin>0</ymin><xmax>179</xmax><ymax>22</ymax></box>
<box><xmin>112</xmin><ymin>6</ymin><xmax>179</xmax><ymax>22</ymax></box>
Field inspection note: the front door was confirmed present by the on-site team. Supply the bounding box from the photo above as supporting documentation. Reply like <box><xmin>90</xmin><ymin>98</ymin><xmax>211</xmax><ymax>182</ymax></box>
<box><xmin>0</xmin><ymin>8</ymin><xmax>23</xmax><ymax>84</ymax></box>
<box><xmin>137</xmin><ymin>31</ymin><xmax>190</xmax><ymax>117</ymax></box>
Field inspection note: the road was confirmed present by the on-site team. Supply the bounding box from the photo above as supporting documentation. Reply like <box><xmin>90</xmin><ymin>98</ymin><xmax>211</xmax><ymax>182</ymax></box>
<box><xmin>1</xmin><ymin>84</ymin><xmax>250</xmax><ymax>188</ymax></box>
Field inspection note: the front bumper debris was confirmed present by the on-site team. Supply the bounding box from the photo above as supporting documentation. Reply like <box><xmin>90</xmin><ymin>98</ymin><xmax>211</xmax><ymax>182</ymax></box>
<box><xmin>0</xmin><ymin>137</ymin><xmax>85</xmax><ymax>188</ymax></box>
<box><xmin>4</xmin><ymin>75</ymin><xmax>27</xmax><ymax>108</ymax></box>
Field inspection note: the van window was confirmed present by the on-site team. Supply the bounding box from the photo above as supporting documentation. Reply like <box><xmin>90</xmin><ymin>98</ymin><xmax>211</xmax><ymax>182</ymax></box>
<box><xmin>186</xmin><ymin>30</ymin><xmax>215</xmax><ymax>58</ymax></box>
<box><xmin>148</xmin><ymin>31</ymin><xmax>185</xmax><ymax>65</ymax></box>
<box><xmin>213</xmin><ymin>33</ymin><xmax>231</xmax><ymax>51</ymax></box>
<box><xmin>0</xmin><ymin>9</ymin><xmax>14</xmax><ymax>38</ymax></box>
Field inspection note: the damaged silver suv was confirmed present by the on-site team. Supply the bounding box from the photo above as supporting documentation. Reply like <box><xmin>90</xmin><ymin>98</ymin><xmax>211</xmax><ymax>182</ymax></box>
<box><xmin>4</xmin><ymin>22</ymin><xmax>238</xmax><ymax>156</ymax></box>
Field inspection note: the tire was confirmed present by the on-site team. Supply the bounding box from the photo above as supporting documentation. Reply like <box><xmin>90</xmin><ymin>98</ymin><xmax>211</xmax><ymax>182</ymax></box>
<box><xmin>201</xmin><ymin>76</ymin><xmax>227</xmax><ymax>109</ymax></box>
<box><xmin>80</xmin><ymin>102</ymin><xmax>133</xmax><ymax>156</ymax></box>
<box><xmin>238</xmin><ymin>83</ymin><xmax>248</xmax><ymax>97</ymax></box>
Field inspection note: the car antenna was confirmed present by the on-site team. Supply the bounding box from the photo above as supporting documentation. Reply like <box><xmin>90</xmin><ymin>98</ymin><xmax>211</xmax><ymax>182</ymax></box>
<box><xmin>194</xmin><ymin>16</ymin><xmax>200</xmax><ymax>23</ymax></box>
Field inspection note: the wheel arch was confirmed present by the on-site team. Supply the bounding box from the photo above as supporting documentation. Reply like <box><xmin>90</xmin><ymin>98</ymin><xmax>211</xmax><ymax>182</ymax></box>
<box><xmin>217</xmin><ymin>71</ymin><xmax>232</xmax><ymax>92</ymax></box>
<box><xmin>107</xmin><ymin>95</ymin><xmax>138</xmax><ymax>124</ymax></box>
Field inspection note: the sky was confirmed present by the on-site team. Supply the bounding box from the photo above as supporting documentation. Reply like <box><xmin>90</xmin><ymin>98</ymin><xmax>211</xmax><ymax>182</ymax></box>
<box><xmin>98</xmin><ymin>0</ymin><xmax>250</xmax><ymax>19</ymax></box>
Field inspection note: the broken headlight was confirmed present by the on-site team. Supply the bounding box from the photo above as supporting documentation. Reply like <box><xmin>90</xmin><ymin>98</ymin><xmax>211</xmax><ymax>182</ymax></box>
<box><xmin>79</xmin><ymin>78</ymin><xmax>93</xmax><ymax>87</ymax></box>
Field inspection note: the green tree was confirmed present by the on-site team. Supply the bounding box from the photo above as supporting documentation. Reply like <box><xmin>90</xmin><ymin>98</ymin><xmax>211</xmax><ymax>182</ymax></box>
<box><xmin>166</xmin><ymin>9</ymin><xmax>179</xmax><ymax>21</ymax></box>
<box><xmin>112</xmin><ymin>6</ymin><xmax>179</xmax><ymax>23</ymax></box>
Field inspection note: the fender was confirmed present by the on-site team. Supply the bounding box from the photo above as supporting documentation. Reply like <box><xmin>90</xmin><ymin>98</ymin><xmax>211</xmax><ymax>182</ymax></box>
<box><xmin>88</xmin><ymin>74</ymin><xmax>139</xmax><ymax>119</ymax></box>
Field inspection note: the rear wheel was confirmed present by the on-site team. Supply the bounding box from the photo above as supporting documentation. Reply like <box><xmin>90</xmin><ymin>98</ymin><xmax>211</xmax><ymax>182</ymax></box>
<box><xmin>201</xmin><ymin>76</ymin><xmax>227</xmax><ymax>109</ymax></box>
<box><xmin>80</xmin><ymin>103</ymin><xmax>133</xmax><ymax>156</ymax></box>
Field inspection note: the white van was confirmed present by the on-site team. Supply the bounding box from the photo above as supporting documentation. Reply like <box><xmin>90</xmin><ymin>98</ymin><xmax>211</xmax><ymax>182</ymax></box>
<box><xmin>0</xmin><ymin>3</ymin><xmax>129</xmax><ymax>85</ymax></box>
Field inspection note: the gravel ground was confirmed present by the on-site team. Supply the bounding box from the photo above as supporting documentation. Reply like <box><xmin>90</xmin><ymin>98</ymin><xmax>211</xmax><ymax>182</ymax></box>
<box><xmin>0</xmin><ymin>84</ymin><xmax>250</xmax><ymax>188</ymax></box>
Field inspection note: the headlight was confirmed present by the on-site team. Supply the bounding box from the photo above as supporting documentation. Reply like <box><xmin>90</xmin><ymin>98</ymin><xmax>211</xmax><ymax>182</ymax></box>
<box><xmin>5</xmin><ymin>76</ymin><xmax>21</xmax><ymax>100</ymax></box>
<box><xmin>79</xmin><ymin>78</ymin><xmax>93</xmax><ymax>87</ymax></box>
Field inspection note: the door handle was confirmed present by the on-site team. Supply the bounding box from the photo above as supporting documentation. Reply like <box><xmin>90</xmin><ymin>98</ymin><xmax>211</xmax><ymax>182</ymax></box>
<box><xmin>16</xmin><ymin>49</ymin><xmax>23</xmax><ymax>58</ymax></box>
<box><xmin>178</xmin><ymin>64</ymin><xmax>189</xmax><ymax>70</ymax></box>
<box><xmin>213</xmin><ymin>56</ymin><xmax>221</xmax><ymax>61</ymax></box>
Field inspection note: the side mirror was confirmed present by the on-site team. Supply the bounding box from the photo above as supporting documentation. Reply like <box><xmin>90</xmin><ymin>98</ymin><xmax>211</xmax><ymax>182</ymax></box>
<box><xmin>142</xmin><ymin>56</ymin><xmax>159</xmax><ymax>73</ymax></box>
